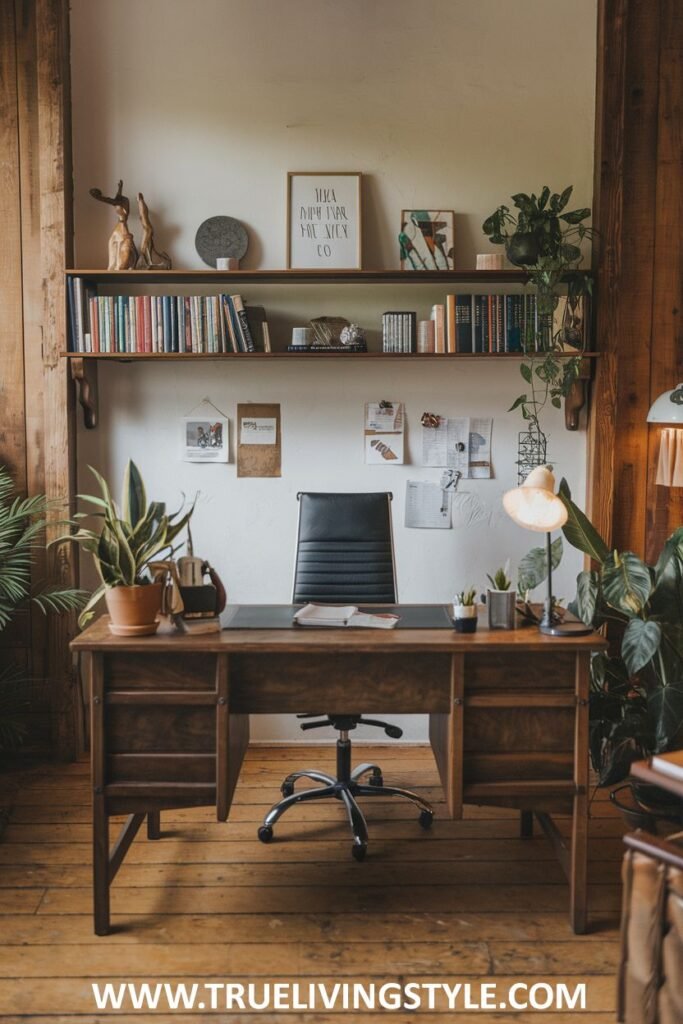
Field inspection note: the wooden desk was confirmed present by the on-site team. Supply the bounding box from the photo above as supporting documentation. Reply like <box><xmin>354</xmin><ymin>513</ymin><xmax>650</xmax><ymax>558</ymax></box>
<box><xmin>72</xmin><ymin>611</ymin><xmax>606</xmax><ymax>936</ymax></box>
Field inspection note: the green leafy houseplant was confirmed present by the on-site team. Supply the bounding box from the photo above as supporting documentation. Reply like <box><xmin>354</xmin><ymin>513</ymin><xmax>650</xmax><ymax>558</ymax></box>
<box><xmin>453</xmin><ymin>586</ymin><xmax>477</xmax><ymax>607</ymax></box>
<box><xmin>0</xmin><ymin>465</ymin><xmax>86</xmax><ymax>751</ymax></box>
<box><xmin>58</xmin><ymin>461</ymin><xmax>194</xmax><ymax>631</ymax></box>
<box><xmin>559</xmin><ymin>479</ymin><xmax>683</xmax><ymax>785</ymax></box>
<box><xmin>482</xmin><ymin>186</ymin><xmax>595</xmax><ymax>459</ymax></box>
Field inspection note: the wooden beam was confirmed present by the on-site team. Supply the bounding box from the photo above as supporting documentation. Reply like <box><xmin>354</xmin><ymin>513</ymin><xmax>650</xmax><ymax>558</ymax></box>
<box><xmin>35</xmin><ymin>0</ymin><xmax>79</xmax><ymax>759</ymax></box>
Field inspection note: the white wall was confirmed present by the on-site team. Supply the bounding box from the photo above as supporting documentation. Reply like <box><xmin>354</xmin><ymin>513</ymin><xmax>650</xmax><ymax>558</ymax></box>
<box><xmin>70</xmin><ymin>0</ymin><xmax>597</xmax><ymax>742</ymax></box>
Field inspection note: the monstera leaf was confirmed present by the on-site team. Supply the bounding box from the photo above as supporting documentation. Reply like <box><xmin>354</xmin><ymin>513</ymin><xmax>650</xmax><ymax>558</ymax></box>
<box><xmin>558</xmin><ymin>479</ymin><xmax>610</xmax><ymax>564</ymax></box>
<box><xmin>518</xmin><ymin>537</ymin><xmax>563</xmax><ymax>594</ymax></box>
<box><xmin>622</xmin><ymin>618</ymin><xmax>662</xmax><ymax>676</ymax></box>
<box><xmin>574</xmin><ymin>570</ymin><xmax>600</xmax><ymax>625</ymax></box>
<box><xmin>601</xmin><ymin>551</ymin><xmax>652</xmax><ymax>615</ymax></box>
<box><xmin>648</xmin><ymin>680</ymin><xmax>683</xmax><ymax>753</ymax></box>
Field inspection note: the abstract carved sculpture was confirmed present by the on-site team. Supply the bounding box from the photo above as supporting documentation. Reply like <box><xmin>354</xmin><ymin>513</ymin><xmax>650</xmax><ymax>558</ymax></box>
<box><xmin>136</xmin><ymin>192</ymin><xmax>171</xmax><ymax>270</ymax></box>
<box><xmin>89</xmin><ymin>180</ymin><xmax>138</xmax><ymax>271</ymax></box>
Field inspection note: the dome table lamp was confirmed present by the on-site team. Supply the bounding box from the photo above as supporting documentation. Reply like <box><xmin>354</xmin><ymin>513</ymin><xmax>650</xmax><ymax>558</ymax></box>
<box><xmin>647</xmin><ymin>383</ymin><xmax>683</xmax><ymax>487</ymax></box>
<box><xmin>503</xmin><ymin>466</ymin><xmax>593</xmax><ymax>637</ymax></box>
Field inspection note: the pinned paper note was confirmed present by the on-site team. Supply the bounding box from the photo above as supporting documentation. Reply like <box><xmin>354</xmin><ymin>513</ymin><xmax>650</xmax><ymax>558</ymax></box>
<box><xmin>237</xmin><ymin>403</ymin><xmax>281</xmax><ymax>477</ymax></box>
<box><xmin>364</xmin><ymin>401</ymin><xmax>405</xmax><ymax>465</ymax></box>
<box><xmin>421</xmin><ymin>415</ymin><xmax>492</xmax><ymax>478</ymax></box>
<box><xmin>405</xmin><ymin>480</ymin><xmax>451</xmax><ymax>529</ymax></box>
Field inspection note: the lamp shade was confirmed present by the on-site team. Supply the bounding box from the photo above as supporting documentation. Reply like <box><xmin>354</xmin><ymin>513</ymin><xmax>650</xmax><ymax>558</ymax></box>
<box><xmin>503</xmin><ymin>466</ymin><xmax>568</xmax><ymax>533</ymax></box>
<box><xmin>647</xmin><ymin>384</ymin><xmax>683</xmax><ymax>424</ymax></box>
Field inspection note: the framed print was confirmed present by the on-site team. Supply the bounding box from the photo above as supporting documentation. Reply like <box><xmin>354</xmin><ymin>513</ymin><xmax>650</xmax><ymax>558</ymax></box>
<box><xmin>287</xmin><ymin>172</ymin><xmax>362</xmax><ymax>270</ymax></box>
<box><xmin>400</xmin><ymin>210</ymin><xmax>455</xmax><ymax>270</ymax></box>
<box><xmin>182</xmin><ymin>416</ymin><xmax>229</xmax><ymax>463</ymax></box>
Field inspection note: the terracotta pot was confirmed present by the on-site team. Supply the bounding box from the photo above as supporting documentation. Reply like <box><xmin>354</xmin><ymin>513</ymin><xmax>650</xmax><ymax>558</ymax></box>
<box><xmin>104</xmin><ymin>583</ymin><xmax>163</xmax><ymax>637</ymax></box>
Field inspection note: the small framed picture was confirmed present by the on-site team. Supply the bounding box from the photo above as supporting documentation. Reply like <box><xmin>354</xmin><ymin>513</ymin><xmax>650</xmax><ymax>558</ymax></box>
<box><xmin>287</xmin><ymin>172</ymin><xmax>363</xmax><ymax>270</ymax></box>
<box><xmin>400</xmin><ymin>210</ymin><xmax>455</xmax><ymax>271</ymax></box>
<box><xmin>182</xmin><ymin>416</ymin><xmax>229</xmax><ymax>463</ymax></box>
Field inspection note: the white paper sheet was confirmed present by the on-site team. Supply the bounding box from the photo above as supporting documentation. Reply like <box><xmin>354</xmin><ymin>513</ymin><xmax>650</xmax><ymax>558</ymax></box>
<box><xmin>365</xmin><ymin>401</ymin><xmax>404</xmax><ymax>465</ymax></box>
<box><xmin>404</xmin><ymin>480</ymin><xmax>452</xmax><ymax>529</ymax></box>
<box><xmin>365</xmin><ymin>434</ymin><xmax>404</xmax><ymax>464</ymax></box>
<box><xmin>421</xmin><ymin>415</ymin><xmax>492</xmax><ymax>478</ymax></box>
<box><xmin>239</xmin><ymin>417</ymin><xmax>277</xmax><ymax>445</ymax></box>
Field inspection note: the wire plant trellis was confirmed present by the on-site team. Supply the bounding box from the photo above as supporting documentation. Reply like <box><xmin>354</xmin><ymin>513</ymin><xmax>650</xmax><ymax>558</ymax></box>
<box><xmin>516</xmin><ymin>429</ymin><xmax>548</xmax><ymax>484</ymax></box>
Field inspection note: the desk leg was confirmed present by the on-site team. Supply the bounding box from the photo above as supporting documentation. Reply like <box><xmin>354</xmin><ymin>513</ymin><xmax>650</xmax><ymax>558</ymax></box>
<box><xmin>147</xmin><ymin>812</ymin><xmax>161</xmax><ymax>840</ymax></box>
<box><xmin>91</xmin><ymin>653</ymin><xmax>110</xmax><ymax>936</ymax></box>
<box><xmin>520</xmin><ymin>810</ymin><xmax>534</xmax><ymax>838</ymax></box>
<box><xmin>570</xmin><ymin>653</ymin><xmax>590</xmax><ymax>934</ymax></box>
<box><xmin>93</xmin><ymin>797</ymin><xmax>110</xmax><ymax>936</ymax></box>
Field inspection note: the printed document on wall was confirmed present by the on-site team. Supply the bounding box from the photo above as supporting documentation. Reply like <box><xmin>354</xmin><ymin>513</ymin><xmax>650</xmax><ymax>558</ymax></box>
<box><xmin>404</xmin><ymin>481</ymin><xmax>452</xmax><ymax>529</ymax></box>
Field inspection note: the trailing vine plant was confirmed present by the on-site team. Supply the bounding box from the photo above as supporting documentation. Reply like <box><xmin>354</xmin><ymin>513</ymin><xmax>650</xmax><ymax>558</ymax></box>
<box><xmin>482</xmin><ymin>187</ymin><xmax>594</xmax><ymax>459</ymax></box>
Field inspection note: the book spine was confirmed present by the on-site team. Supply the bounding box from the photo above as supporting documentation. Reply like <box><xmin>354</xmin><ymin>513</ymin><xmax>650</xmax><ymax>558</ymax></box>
<box><xmin>73</xmin><ymin>278</ymin><xmax>85</xmax><ymax>353</ymax></box>
<box><xmin>456</xmin><ymin>294</ymin><xmax>473</xmax><ymax>353</ymax></box>
<box><xmin>231</xmin><ymin>295</ymin><xmax>255</xmax><ymax>352</ymax></box>
<box><xmin>446</xmin><ymin>294</ymin><xmax>456</xmax><ymax>354</ymax></box>
<box><xmin>473</xmin><ymin>295</ymin><xmax>483</xmax><ymax>353</ymax></box>
<box><xmin>184</xmin><ymin>296</ymin><xmax>192</xmax><ymax>352</ymax></box>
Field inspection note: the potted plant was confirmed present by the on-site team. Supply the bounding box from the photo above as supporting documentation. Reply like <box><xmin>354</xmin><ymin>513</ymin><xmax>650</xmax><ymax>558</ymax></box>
<box><xmin>486</xmin><ymin>563</ymin><xmax>516</xmax><ymax>630</ymax></box>
<box><xmin>0</xmin><ymin>464</ymin><xmax>86</xmax><ymax>834</ymax></box>
<box><xmin>482</xmin><ymin>186</ymin><xmax>595</xmax><ymax>470</ymax></box>
<box><xmin>558</xmin><ymin>480</ymin><xmax>683</xmax><ymax>825</ymax></box>
<box><xmin>58</xmin><ymin>461</ymin><xmax>194</xmax><ymax>636</ymax></box>
<box><xmin>452</xmin><ymin>586</ymin><xmax>478</xmax><ymax>633</ymax></box>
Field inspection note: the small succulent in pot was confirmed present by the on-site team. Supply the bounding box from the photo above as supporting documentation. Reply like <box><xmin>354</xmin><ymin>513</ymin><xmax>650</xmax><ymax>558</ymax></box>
<box><xmin>452</xmin><ymin>586</ymin><xmax>478</xmax><ymax>633</ymax></box>
<box><xmin>486</xmin><ymin>562</ymin><xmax>516</xmax><ymax>630</ymax></box>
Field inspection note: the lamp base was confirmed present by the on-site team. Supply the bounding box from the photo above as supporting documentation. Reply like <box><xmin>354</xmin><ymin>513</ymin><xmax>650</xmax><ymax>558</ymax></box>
<box><xmin>539</xmin><ymin>620</ymin><xmax>593</xmax><ymax>637</ymax></box>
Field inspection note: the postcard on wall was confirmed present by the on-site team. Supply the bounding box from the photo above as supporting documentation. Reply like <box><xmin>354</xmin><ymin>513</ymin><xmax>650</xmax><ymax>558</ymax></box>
<box><xmin>237</xmin><ymin>403</ymin><xmax>281</xmax><ymax>477</ymax></box>
<box><xmin>405</xmin><ymin>480</ymin><xmax>451</xmax><ymax>529</ymax></box>
<box><xmin>181</xmin><ymin>402</ymin><xmax>229</xmax><ymax>463</ymax></box>
<box><xmin>287</xmin><ymin>172</ymin><xmax>362</xmax><ymax>270</ymax></box>
<box><xmin>364</xmin><ymin>401</ymin><xmax>404</xmax><ymax>465</ymax></box>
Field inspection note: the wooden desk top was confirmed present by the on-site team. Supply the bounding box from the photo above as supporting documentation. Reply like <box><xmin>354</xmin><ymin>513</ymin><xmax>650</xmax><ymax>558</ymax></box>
<box><xmin>72</xmin><ymin>607</ymin><xmax>606</xmax><ymax>654</ymax></box>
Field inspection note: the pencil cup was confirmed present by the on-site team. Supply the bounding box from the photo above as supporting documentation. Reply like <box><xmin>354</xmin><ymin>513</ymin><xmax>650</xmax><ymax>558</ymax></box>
<box><xmin>487</xmin><ymin>589</ymin><xmax>516</xmax><ymax>630</ymax></box>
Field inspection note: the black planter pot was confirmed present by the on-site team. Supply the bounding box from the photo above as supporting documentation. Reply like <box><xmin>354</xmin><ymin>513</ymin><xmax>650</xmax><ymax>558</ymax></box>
<box><xmin>610</xmin><ymin>782</ymin><xmax>683</xmax><ymax>834</ymax></box>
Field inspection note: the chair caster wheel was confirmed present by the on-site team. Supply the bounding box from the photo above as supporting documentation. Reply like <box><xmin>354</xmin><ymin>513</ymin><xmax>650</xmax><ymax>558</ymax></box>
<box><xmin>352</xmin><ymin>842</ymin><xmax>367</xmax><ymax>862</ymax></box>
<box><xmin>368</xmin><ymin>775</ymin><xmax>384</xmax><ymax>787</ymax></box>
<box><xmin>258</xmin><ymin>825</ymin><xmax>274</xmax><ymax>843</ymax></box>
<box><xmin>281</xmin><ymin>783</ymin><xmax>294</xmax><ymax>797</ymax></box>
<box><xmin>419</xmin><ymin>810</ymin><xmax>434</xmax><ymax>829</ymax></box>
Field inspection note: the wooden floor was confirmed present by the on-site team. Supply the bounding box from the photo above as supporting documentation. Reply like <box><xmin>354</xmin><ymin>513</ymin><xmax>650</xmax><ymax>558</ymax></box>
<box><xmin>0</xmin><ymin>745</ymin><xmax>625</xmax><ymax>1021</ymax></box>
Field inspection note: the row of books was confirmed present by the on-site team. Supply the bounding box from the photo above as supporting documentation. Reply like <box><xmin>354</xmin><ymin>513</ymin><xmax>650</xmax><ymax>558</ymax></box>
<box><xmin>382</xmin><ymin>311</ymin><xmax>417</xmax><ymax>353</ymax></box>
<box><xmin>433</xmin><ymin>293</ymin><xmax>585</xmax><ymax>354</ymax></box>
<box><xmin>67</xmin><ymin>278</ymin><xmax>271</xmax><ymax>354</ymax></box>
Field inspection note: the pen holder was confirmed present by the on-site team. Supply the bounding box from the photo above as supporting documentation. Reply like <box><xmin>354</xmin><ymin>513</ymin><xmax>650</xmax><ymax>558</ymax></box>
<box><xmin>487</xmin><ymin>589</ymin><xmax>516</xmax><ymax>630</ymax></box>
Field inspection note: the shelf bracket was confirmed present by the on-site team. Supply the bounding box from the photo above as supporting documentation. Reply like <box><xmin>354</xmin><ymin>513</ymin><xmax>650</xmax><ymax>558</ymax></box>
<box><xmin>564</xmin><ymin>357</ymin><xmax>592</xmax><ymax>432</ymax></box>
<box><xmin>71</xmin><ymin>357</ymin><xmax>98</xmax><ymax>429</ymax></box>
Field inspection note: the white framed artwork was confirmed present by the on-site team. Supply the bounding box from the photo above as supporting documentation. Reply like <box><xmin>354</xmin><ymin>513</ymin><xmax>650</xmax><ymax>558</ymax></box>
<box><xmin>287</xmin><ymin>172</ymin><xmax>363</xmax><ymax>270</ymax></box>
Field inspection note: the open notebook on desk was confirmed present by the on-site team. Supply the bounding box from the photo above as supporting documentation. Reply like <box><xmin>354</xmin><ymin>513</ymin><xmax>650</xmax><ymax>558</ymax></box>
<box><xmin>293</xmin><ymin>603</ymin><xmax>399</xmax><ymax>629</ymax></box>
<box><xmin>222</xmin><ymin>604</ymin><xmax>454</xmax><ymax>630</ymax></box>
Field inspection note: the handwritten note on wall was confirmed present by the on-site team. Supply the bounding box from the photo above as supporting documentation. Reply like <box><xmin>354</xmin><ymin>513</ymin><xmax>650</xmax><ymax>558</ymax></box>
<box><xmin>288</xmin><ymin>173</ymin><xmax>361</xmax><ymax>269</ymax></box>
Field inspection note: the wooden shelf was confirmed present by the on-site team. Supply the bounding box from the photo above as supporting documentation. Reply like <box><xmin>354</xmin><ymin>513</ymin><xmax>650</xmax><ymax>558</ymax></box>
<box><xmin>65</xmin><ymin>268</ymin><xmax>589</xmax><ymax>286</ymax></box>
<box><xmin>63</xmin><ymin>350</ymin><xmax>597</xmax><ymax>361</ymax></box>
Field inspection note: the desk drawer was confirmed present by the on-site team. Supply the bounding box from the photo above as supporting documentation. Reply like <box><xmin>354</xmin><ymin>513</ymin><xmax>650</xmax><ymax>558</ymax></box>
<box><xmin>464</xmin><ymin>706</ymin><xmax>574</xmax><ymax>753</ymax></box>
<box><xmin>106</xmin><ymin>704</ymin><xmax>215</xmax><ymax>753</ymax></box>
<box><xmin>465</xmin><ymin>651</ymin><xmax>575</xmax><ymax>690</ymax></box>
<box><xmin>230</xmin><ymin>652</ymin><xmax>452</xmax><ymax>713</ymax></box>
<box><xmin>104</xmin><ymin>653</ymin><xmax>216</xmax><ymax>691</ymax></box>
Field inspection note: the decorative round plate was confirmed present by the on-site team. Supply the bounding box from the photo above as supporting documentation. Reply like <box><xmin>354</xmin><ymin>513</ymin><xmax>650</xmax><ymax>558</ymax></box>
<box><xmin>195</xmin><ymin>216</ymin><xmax>249</xmax><ymax>267</ymax></box>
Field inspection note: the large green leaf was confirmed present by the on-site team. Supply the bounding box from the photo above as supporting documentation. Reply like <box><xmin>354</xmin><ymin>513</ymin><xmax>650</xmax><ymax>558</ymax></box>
<box><xmin>622</xmin><ymin>618</ymin><xmax>662</xmax><ymax>676</ymax></box>
<box><xmin>648</xmin><ymin>680</ymin><xmax>683</xmax><ymax>753</ymax></box>
<box><xmin>87</xmin><ymin>466</ymin><xmax>117</xmax><ymax>515</ymax></box>
<box><xmin>575</xmin><ymin>569</ymin><xmax>599</xmax><ymax>625</ymax></box>
<box><xmin>122</xmin><ymin>460</ymin><xmax>147</xmax><ymax>528</ymax></box>
<box><xmin>650</xmin><ymin>526</ymin><xmax>683</xmax><ymax>619</ymax></box>
<box><xmin>602</xmin><ymin>551</ymin><xmax>652</xmax><ymax>615</ymax></box>
<box><xmin>517</xmin><ymin>537</ymin><xmax>563</xmax><ymax>594</ymax></box>
<box><xmin>77</xmin><ymin>583</ymin><xmax>107</xmax><ymax>629</ymax></box>
<box><xmin>558</xmin><ymin>479</ymin><xmax>610</xmax><ymax>564</ymax></box>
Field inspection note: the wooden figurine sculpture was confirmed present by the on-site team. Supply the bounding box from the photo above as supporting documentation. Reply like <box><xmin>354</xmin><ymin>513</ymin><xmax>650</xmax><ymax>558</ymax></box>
<box><xmin>136</xmin><ymin>193</ymin><xmax>172</xmax><ymax>270</ymax></box>
<box><xmin>89</xmin><ymin>180</ymin><xmax>138</xmax><ymax>270</ymax></box>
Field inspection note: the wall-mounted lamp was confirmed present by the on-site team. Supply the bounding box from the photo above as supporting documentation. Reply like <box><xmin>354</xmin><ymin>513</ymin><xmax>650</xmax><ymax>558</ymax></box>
<box><xmin>647</xmin><ymin>383</ymin><xmax>683</xmax><ymax>487</ymax></box>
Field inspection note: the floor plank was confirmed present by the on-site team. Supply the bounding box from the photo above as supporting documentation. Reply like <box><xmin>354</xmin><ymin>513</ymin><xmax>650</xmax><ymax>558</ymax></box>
<box><xmin>0</xmin><ymin>744</ymin><xmax>626</xmax><ymax>1021</ymax></box>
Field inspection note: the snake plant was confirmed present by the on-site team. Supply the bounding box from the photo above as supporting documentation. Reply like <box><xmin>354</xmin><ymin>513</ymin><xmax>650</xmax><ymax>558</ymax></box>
<box><xmin>58</xmin><ymin>461</ymin><xmax>194</xmax><ymax>628</ymax></box>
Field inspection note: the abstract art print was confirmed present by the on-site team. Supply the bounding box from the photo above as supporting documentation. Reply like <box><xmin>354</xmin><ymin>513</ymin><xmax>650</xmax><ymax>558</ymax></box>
<box><xmin>400</xmin><ymin>210</ymin><xmax>455</xmax><ymax>271</ymax></box>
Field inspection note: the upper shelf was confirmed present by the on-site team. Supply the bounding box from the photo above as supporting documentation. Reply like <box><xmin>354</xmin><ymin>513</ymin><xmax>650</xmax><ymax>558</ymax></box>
<box><xmin>64</xmin><ymin>268</ymin><xmax>590</xmax><ymax>286</ymax></box>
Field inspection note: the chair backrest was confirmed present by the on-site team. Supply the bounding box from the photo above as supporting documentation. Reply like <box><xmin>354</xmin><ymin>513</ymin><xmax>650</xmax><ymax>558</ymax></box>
<box><xmin>292</xmin><ymin>492</ymin><xmax>397</xmax><ymax>604</ymax></box>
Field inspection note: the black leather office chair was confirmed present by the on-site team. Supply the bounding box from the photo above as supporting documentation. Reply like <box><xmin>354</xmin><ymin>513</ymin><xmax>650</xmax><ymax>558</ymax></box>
<box><xmin>257</xmin><ymin>492</ymin><xmax>433</xmax><ymax>861</ymax></box>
